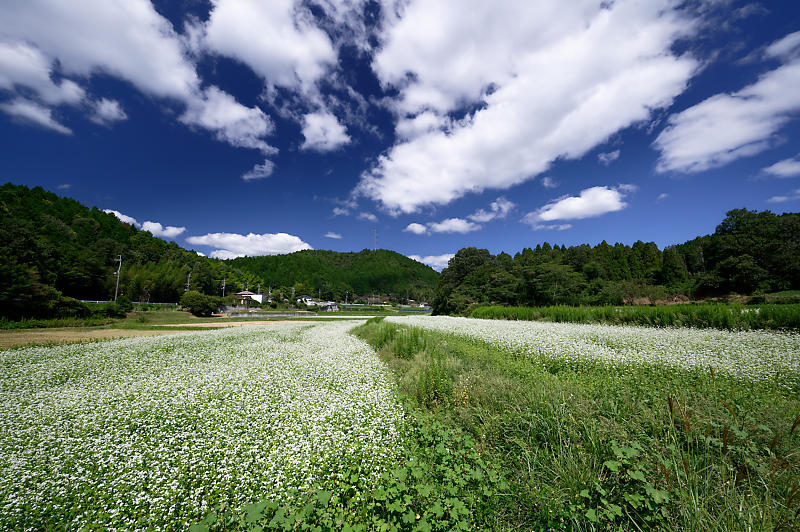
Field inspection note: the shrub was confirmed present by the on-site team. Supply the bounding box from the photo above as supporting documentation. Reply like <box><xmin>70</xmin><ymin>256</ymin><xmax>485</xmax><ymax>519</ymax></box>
<box><xmin>180</xmin><ymin>291</ymin><xmax>221</xmax><ymax>317</ymax></box>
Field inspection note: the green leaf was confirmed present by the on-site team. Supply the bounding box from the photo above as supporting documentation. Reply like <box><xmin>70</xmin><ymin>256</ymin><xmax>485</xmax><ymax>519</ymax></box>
<box><xmin>603</xmin><ymin>460</ymin><xmax>622</xmax><ymax>472</ymax></box>
<box><xmin>585</xmin><ymin>508</ymin><xmax>599</xmax><ymax>523</ymax></box>
<box><xmin>316</xmin><ymin>490</ymin><xmax>333</xmax><ymax>507</ymax></box>
<box><xmin>627</xmin><ymin>469</ymin><xmax>647</xmax><ymax>482</ymax></box>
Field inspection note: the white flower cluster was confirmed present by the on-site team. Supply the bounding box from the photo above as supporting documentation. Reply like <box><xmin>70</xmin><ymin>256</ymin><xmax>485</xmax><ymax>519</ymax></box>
<box><xmin>387</xmin><ymin>316</ymin><xmax>800</xmax><ymax>382</ymax></box>
<box><xmin>0</xmin><ymin>322</ymin><xmax>404</xmax><ymax>529</ymax></box>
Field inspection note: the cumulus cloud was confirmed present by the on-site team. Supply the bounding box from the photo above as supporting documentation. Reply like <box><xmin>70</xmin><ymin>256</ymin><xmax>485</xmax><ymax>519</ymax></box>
<box><xmin>141</xmin><ymin>221</ymin><xmax>186</xmax><ymax>238</ymax></box>
<box><xmin>657</xmin><ymin>193</ymin><xmax>670</xmax><ymax>202</ymax></box>
<box><xmin>395</xmin><ymin>111</ymin><xmax>447</xmax><ymax>140</ymax></box>
<box><xmin>103</xmin><ymin>209</ymin><xmax>139</xmax><ymax>226</ymax></box>
<box><xmin>186</xmin><ymin>231</ymin><xmax>312</xmax><ymax>258</ymax></box>
<box><xmin>407</xmin><ymin>253</ymin><xmax>455</xmax><ymax>271</ymax></box>
<box><xmin>324</xmin><ymin>232</ymin><xmax>342</xmax><ymax>239</ymax></box>
<box><xmin>428</xmin><ymin>218</ymin><xmax>481</xmax><ymax>234</ymax></box>
<box><xmin>468</xmin><ymin>196</ymin><xmax>515</xmax><ymax>222</ymax></box>
<box><xmin>598</xmin><ymin>150</ymin><xmax>620</xmax><ymax>165</ymax></box>
<box><xmin>357</xmin><ymin>212</ymin><xmax>378</xmax><ymax>222</ymax></box>
<box><xmin>57</xmin><ymin>183</ymin><xmax>71</xmax><ymax>190</ymax></box>
<box><xmin>181</xmin><ymin>86</ymin><xmax>276</xmax><ymax>154</ymax></box>
<box><xmin>403</xmin><ymin>223</ymin><xmax>428</xmax><ymax>235</ymax></box>
<box><xmin>528</xmin><ymin>223</ymin><xmax>573</xmax><ymax>231</ymax></box>
<box><xmin>405</xmin><ymin>217</ymin><xmax>482</xmax><ymax>235</ymax></box>
<box><xmin>762</xmin><ymin>153</ymin><xmax>800</xmax><ymax>178</ymax></box>
<box><xmin>0</xmin><ymin>98</ymin><xmax>72</xmax><ymax>134</ymax></box>
<box><xmin>300</xmin><ymin>111</ymin><xmax>350</xmax><ymax>152</ymax></box>
<box><xmin>242</xmin><ymin>160</ymin><xmax>276</xmax><ymax>181</ymax></box>
<box><xmin>522</xmin><ymin>185</ymin><xmax>631</xmax><ymax>227</ymax></box>
<box><xmin>0</xmin><ymin>41</ymin><xmax>84</xmax><ymax>105</ymax></box>
<box><xmin>0</xmin><ymin>0</ymin><xmax>277</xmax><ymax>159</ymax></box>
<box><xmin>202</xmin><ymin>0</ymin><xmax>336</xmax><ymax>93</ymax></box>
<box><xmin>655</xmin><ymin>31</ymin><xmax>800</xmax><ymax>173</ymax></box>
<box><xmin>359</xmin><ymin>0</ymin><xmax>697</xmax><ymax>213</ymax></box>
<box><xmin>766</xmin><ymin>189</ymin><xmax>800</xmax><ymax>203</ymax></box>
<box><xmin>91</xmin><ymin>98</ymin><xmax>127</xmax><ymax>125</ymax></box>
<box><xmin>332</xmin><ymin>207</ymin><xmax>350</xmax><ymax>216</ymax></box>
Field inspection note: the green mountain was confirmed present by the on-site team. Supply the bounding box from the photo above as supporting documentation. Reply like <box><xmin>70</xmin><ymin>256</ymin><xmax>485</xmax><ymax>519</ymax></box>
<box><xmin>0</xmin><ymin>183</ymin><xmax>439</xmax><ymax>320</ymax></box>
<box><xmin>228</xmin><ymin>249</ymin><xmax>439</xmax><ymax>302</ymax></box>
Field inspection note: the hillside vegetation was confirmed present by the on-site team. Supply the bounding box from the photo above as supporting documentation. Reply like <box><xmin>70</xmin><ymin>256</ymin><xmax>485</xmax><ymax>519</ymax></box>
<box><xmin>0</xmin><ymin>183</ymin><xmax>437</xmax><ymax>320</ymax></box>
<box><xmin>434</xmin><ymin>209</ymin><xmax>800</xmax><ymax>315</ymax></box>
<box><xmin>229</xmin><ymin>249</ymin><xmax>439</xmax><ymax>302</ymax></box>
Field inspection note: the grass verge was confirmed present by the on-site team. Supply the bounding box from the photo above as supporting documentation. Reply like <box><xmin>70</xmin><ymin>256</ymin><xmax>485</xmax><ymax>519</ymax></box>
<box><xmin>351</xmin><ymin>317</ymin><xmax>800</xmax><ymax>530</ymax></box>
<box><xmin>471</xmin><ymin>303</ymin><xmax>800</xmax><ymax>331</ymax></box>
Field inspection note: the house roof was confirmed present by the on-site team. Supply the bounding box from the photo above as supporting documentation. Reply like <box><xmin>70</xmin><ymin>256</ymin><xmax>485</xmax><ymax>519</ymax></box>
<box><xmin>236</xmin><ymin>290</ymin><xmax>256</xmax><ymax>295</ymax></box>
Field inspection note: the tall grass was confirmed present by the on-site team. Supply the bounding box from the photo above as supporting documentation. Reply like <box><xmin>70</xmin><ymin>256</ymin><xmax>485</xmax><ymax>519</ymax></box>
<box><xmin>352</xmin><ymin>318</ymin><xmax>800</xmax><ymax>530</ymax></box>
<box><xmin>471</xmin><ymin>303</ymin><xmax>800</xmax><ymax>330</ymax></box>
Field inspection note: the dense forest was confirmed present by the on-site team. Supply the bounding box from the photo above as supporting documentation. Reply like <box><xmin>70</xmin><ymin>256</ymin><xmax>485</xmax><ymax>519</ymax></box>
<box><xmin>0</xmin><ymin>183</ymin><xmax>437</xmax><ymax>319</ymax></box>
<box><xmin>229</xmin><ymin>249</ymin><xmax>439</xmax><ymax>302</ymax></box>
<box><xmin>433</xmin><ymin>209</ymin><xmax>800</xmax><ymax>315</ymax></box>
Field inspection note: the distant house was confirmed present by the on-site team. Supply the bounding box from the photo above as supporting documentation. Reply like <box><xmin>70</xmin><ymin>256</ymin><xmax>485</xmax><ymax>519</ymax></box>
<box><xmin>419</xmin><ymin>302</ymin><xmax>429</xmax><ymax>308</ymax></box>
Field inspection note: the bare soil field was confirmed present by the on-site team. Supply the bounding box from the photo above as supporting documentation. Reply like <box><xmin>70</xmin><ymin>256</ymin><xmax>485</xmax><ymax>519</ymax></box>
<box><xmin>0</xmin><ymin>328</ymin><xmax>184</xmax><ymax>350</ymax></box>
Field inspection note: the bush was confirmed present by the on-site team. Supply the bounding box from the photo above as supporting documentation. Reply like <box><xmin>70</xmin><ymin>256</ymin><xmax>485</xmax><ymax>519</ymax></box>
<box><xmin>180</xmin><ymin>291</ymin><xmax>220</xmax><ymax>317</ymax></box>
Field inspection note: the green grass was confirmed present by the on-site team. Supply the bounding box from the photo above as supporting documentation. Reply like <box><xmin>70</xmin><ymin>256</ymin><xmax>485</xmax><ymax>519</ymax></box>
<box><xmin>352</xmin><ymin>318</ymin><xmax>800</xmax><ymax>530</ymax></box>
<box><xmin>0</xmin><ymin>316</ymin><xmax>113</xmax><ymax>330</ymax></box>
<box><xmin>471</xmin><ymin>303</ymin><xmax>800</xmax><ymax>331</ymax></box>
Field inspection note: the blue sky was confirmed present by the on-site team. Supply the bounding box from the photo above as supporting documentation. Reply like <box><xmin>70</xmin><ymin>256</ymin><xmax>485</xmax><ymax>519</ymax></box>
<box><xmin>1</xmin><ymin>0</ymin><xmax>799</xmax><ymax>270</ymax></box>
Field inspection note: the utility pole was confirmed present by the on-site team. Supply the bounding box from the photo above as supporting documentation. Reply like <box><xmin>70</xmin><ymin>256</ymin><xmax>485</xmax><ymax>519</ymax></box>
<box><xmin>185</xmin><ymin>272</ymin><xmax>191</xmax><ymax>292</ymax></box>
<box><xmin>113</xmin><ymin>254</ymin><xmax>122</xmax><ymax>301</ymax></box>
<box><xmin>257</xmin><ymin>284</ymin><xmax>261</xmax><ymax>294</ymax></box>
<box><xmin>373</xmin><ymin>228</ymin><xmax>377</xmax><ymax>251</ymax></box>
<box><xmin>222</xmin><ymin>278</ymin><xmax>226</xmax><ymax>297</ymax></box>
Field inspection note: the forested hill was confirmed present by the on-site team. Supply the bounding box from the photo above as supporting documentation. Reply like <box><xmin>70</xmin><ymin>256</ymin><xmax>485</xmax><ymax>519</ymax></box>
<box><xmin>227</xmin><ymin>249</ymin><xmax>439</xmax><ymax>301</ymax></box>
<box><xmin>433</xmin><ymin>209</ymin><xmax>800</xmax><ymax>315</ymax></box>
<box><xmin>0</xmin><ymin>183</ymin><xmax>438</xmax><ymax>319</ymax></box>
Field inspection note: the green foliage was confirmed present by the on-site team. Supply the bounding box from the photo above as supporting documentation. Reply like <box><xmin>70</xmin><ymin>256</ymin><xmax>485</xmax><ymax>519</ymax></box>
<box><xmin>228</xmin><ymin>249</ymin><xmax>439</xmax><ymax>303</ymax></box>
<box><xmin>353</xmin><ymin>320</ymin><xmax>800</xmax><ymax>530</ymax></box>
<box><xmin>471</xmin><ymin>303</ymin><xmax>800</xmax><ymax>330</ymax></box>
<box><xmin>180</xmin><ymin>291</ymin><xmax>221</xmax><ymax>317</ymax></box>
<box><xmin>434</xmin><ymin>209</ymin><xmax>800</xmax><ymax>314</ymax></box>
<box><xmin>191</xmin><ymin>414</ymin><xmax>505</xmax><ymax>531</ymax></box>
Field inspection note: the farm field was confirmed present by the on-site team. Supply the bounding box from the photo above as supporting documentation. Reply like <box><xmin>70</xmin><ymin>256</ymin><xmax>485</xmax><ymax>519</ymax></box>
<box><xmin>2</xmin><ymin>316</ymin><xmax>799</xmax><ymax>529</ymax></box>
<box><xmin>0</xmin><ymin>322</ymin><xmax>404</xmax><ymax>529</ymax></box>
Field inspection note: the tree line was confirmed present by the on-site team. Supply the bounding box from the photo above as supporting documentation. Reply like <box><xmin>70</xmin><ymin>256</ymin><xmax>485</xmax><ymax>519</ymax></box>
<box><xmin>433</xmin><ymin>209</ymin><xmax>800</xmax><ymax>315</ymax></box>
<box><xmin>0</xmin><ymin>183</ymin><xmax>438</xmax><ymax>320</ymax></box>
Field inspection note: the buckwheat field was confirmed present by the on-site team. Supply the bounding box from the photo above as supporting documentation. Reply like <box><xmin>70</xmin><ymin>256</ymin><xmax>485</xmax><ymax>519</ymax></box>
<box><xmin>0</xmin><ymin>322</ymin><xmax>403</xmax><ymax>529</ymax></box>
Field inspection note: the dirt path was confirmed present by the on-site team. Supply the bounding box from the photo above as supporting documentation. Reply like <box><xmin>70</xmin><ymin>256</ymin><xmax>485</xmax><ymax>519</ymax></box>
<box><xmin>153</xmin><ymin>320</ymin><xmax>316</xmax><ymax>328</ymax></box>
<box><xmin>0</xmin><ymin>328</ymin><xmax>185</xmax><ymax>350</ymax></box>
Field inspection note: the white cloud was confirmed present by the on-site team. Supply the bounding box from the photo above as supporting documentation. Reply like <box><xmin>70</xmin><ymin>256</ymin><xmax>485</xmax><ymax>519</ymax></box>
<box><xmin>0</xmin><ymin>1</ymin><xmax>199</xmax><ymax>101</ymax></box>
<box><xmin>541</xmin><ymin>176</ymin><xmax>559</xmax><ymax>189</ymax></box>
<box><xmin>0</xmin><ymin>41</ymin><xmax>84</xmax><ymax>105</ymax></box>
<box><xmin>395</xmin><ymin>111</ymin><xmax>448</xmax><ymax>140</ymax></box>
<box><xmin>242</xmin><ymin>160</ymin><xmax>276</xmax><ymax>181</ymax></box>
<box><xmin>91</xmin><ymin>98</ymin><xmax>127</xmax><ymax>125</ymax></box>
<box><xmin>0</xmin><ymin>98</ymin><xmax>72</xmax><ymax>134</ymax></box>
<box><xmin>428</xmin><ymin>218</ymin><xmax>481</xmax><ymax>234</ymax></box>
<box><xmin>180</xmin><ymin>86</ymin><xmax>276</xmax><ymax>154</ymax></box>
<box><xmin>655</xmin><ymin>32</ymin><xmax>800</xmax><ymax>173</ymax></box>
<box><xmin>357</xmin><ymin>212</ymin><xmax>378</xmax><ymax>222</ymax></box>
<box><xmin>765</xmin><ymin>30</ymin><xmax>800</xmax><ymax>60</ymax></box>
<box><xmin>523</xmin><ymin>185</ymin><xmax>630</xmax><ymax>226</ymax></box>
<box><xmin>195</xmin><ymin>251</ymin><xmax>206</xmax><ymax>257</ymax></box>
<box><xmin>300</xmin><ymin>111</ymin><xmax>350</xmax><ymax>152</ymax></box>
<box><xmin>332</xmin><ymin>207</ymin><xmax>350</xmax><ymax>216</ymax></box>
<box><xmin>186</xmin><ymin>231</ymin><xmax>312</xmax><ymax>258</ymax></box>
<box><xmin>598</xmin><ymin>149</ymin><xmax>620</xmax><ymax>165</ymax></box>
<box><xmin>528</xmin><ymin>223</ymin><xmax>573</xmax><ymax>231</ymax></box>
<box><xmin>468</xmin><ymin>196</ymin><xmax>515</xmax><ymax>222</ymax></box>
<box><xmin>762</xmin><ymin>154</ymin><xmax>800</xmax><ymax>178</ymax></box>
<box><xmin>359</xmin><ymin>0</ymin><xmax>697</xmax><ymax>213</ymax></box>
<box><xmin>657</xmin><ymin>193</ymin><xmax>669</xmax><ymax>202</ymax></box>
<box><xmin>141</xmin><ymin>221</ymin><xmax>186</xmax><ymax>238</ymax></box>
<box><xmin>324</xmin><ymin>232</ymin><xmax>342</xmax><ymax>239</ymax></box>
<box><xmin>103</xmin><ymin>209</ymin><xmax>139</xmax><ymax>226</ymax></box>
<box><xmin>407</xmin><ymin>253</ymin><xmax>455</xmax><ymax>271</ymax></box>
<box><xmin>57</xmin><ymin>183</ymin><xmax>71</xmax><ymax>190</ymax></box>
<box><xmin>0</xmin><ymin>0</ymin><xmax>277</xmax><ymax>159</ymax></box>
<box><xmin>202</xmin><ymin>0</ymin><xmax>336</xmax><ymax>93</ymax></box>
<box><xmin>403</xmin><ymin>223</ymin><xmax>428</xmax><ymax>235</ymax></box>
<box><xmin>766</xmin><ymin>188</ymin><xmax>800</xmax><ymax>203</ymax></box>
